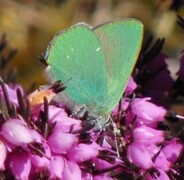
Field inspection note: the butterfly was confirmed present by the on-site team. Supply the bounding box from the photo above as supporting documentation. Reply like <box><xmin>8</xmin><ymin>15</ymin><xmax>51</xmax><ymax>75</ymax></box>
<box><xmin>44</xmin><ymin>19</ymin><xmax>143</xmax><ymax>128</ymax></box>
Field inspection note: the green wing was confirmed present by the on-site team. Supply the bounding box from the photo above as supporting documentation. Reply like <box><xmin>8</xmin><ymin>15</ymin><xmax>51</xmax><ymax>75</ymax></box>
<box><xmin>45</xmin><ymin>23</ymin><xmax>108</xmax><ymax>112</ymax></box>
<box><xmin>94</xmin><ymin>19</ymin><xmax>143</xmax><ymax>113</ymax></box>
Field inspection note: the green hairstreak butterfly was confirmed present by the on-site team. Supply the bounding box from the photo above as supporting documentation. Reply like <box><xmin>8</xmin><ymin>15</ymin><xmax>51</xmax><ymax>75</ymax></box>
<box><xmin>44</xmin><ymin>19</ymin><xmax>143</xmax><ymax>127</ymax></box>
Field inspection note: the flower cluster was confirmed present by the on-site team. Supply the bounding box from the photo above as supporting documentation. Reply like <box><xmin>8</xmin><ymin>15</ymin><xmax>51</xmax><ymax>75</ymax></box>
<box><xmin>0</xmin><ymin>81</ymin><xmax>122</xmax><ymax>179</ymax></box>
<box><xmin>0</xmin><ymin>75</ymin><xmax>183</xmax><ymax>180</ymax></box>
<box><xmin>113</xmin><ymin>77</ymin><xmax>183</xmax><ymax>180</ymax></box>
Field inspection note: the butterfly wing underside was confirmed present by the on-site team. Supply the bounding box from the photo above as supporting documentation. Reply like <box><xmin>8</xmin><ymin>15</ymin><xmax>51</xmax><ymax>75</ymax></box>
<box><xmin>94</xmin><ymin>19</ymin><xmax>143</xmax><ymax>113</ymax></box>
<box><xmin>46</xmin><ymin>23</ymin><xmax>108</xmax><ymax>112</ymax></box>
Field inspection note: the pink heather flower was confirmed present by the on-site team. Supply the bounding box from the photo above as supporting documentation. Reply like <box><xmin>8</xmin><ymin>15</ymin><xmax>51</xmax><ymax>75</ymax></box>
<box><xmin>146</xmin><ymin>144</ymin><xmax>160</xmax><ymax>158</ymax></box>
<box><xmin>52</xmin><ymin>116</ymin><xmax>82</xmax><ymax>133</ymax></box>
<box><xmin>67</xmin><ymin>142</ymin><xmax>100</xmax><ymax>163</ymax></box>
<box><xmin>0</xmin><ymin>77</ymin><xmax>183</xmax><ymax>179</ymax></box>
<box><xmin>127</xmin><ymin>142</ymin><xmax>154</xmax><ymax>170</ymax></box>
<box><xmin>0</xmin><ymin>84</ymin><xmax>19</xmax><ymax>106</ymax></box>
<box><xmin>100</xmin><ymin>138</ymin><xmax>113</xmax><ymax>149</ymax></box>
<box><xmin>29</xmin><ymin>129</ymin><xmax>43</xmax><ymax>143</ymax></box>
<box><xmin>128</xmin><ymin>98</ymin><xmax>166</xmax><ymax>127</ymax></box>
<box><xmin>1</xmin><ymin>119</ymin><xmax>33</xmax><ymax>146</ymax></box>
<box><xmin>47</xmin><ymin>105</ymin><xmax>68</xmax><ymax>121</ymax></box>
<box><xmin>10</xmin><ymin>150</ymin><xmax>31</xmax><ymax>180</ymax></box>
<box><xmin>154</xmin><ymin>151</ymin><xmax>171</xmax><ymax>171</ymax></box>
<box><xmin>112</xmin><ymin>77</ymin><xmax>136</xmax><ymax>116</ymax></box>
<box><xmin>133</xmin><ymin>125</ymin><xmax>164</xmax><ymax>145</ymax></box>
<box><xmin>62</xmin><ymin>160</ymin><xmax>82</xmax><ymax>179</ymax></box>
<box><xmin>0</xmin><ymin>141</ymin><xmax>6</xmax><ymax>170</ymax></box>
<box><xmin>32</xmin><ymin>105</ymin><xmax>82</xmax><ymax>133</ymax></box>
<box><xmin>48</xmin><ymin>156</ymin><xmax>65</xmax><ymax>179</ymax></box>
<box><xmin>94</xmin><ymin>174</ymin><xmax>114</xmax><ymax>180</ymax></box>
<box><xmin>93</xmin><ymin>158</ymin><xmax>118</xmax><ymax>170</ymax></box>
<box><xmin>30</xmin><ymin>142</ymin><xmax>51</xmax><ymax>168</ymax></box>
<box><xmin>113</xmin><ymin>97</ymin><xmax>130</xmax><ymax>115</ymax></box>
<box><xmin>162</xmin><ymin>140</ymin><xmax>183</xmax><ymax>163</ymax></box>
<box><xmin>48</xmin><ymin>130</ymin><xmax>78</xmax><ymax>154</ymax></box>
<box><xmin>82</xmin><ymin>173</ymin><xmax>93</xmax><ymax>179</ymax></box>
<box><xmin>30</xmin><ymin>104</ymin><xmax>68</xmax><ymax>121</ymax></box>
<box><xmin>142</xmin><ymin>144</ymin><xmax>171</xmax><ymax>171</ymax></box>
<box><xmin>125</xmin><ymin>76</ymin><xmax>137</xmax><ymax>94</ymax></box>
<box><xmin>144</xmin><ymin>168</ymin><xmax>170</xmax><ymax>180</ymax></box>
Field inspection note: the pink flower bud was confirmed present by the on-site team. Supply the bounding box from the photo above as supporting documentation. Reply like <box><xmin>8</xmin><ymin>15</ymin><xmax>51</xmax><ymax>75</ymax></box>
<box><xmin>30</xmin><ymin>142</ymin><xmax>51</xmax><ymax>168</ymax></box>
<box><xmin>10</xmin><ymin>150</ymin><xmax>31</xmax><ymax>180</ymax></box>
<box><xmin>154</xmin><ymin>151</ymin><xmax>171</xmax><ymax>171</ymax></box>
<box><xmin>67</xmin><ymin>142</ymin><xmax>99</xmax><ymax>162</ymax></box>
<box><xmin>53</xmin><ymin>116</ymin><xmax>82</xmax><ymax>133</ymax></box>
<box><xmin>93</xmin><ymin>158</ymin><xmax>117</xmax><ymax>170</ymax></box>
<box><xmin>125</xmin><ymin>76</ymin><xmax>137</xmax><ymax>94</ymax></box>
<box><xmin>2</xmin><ymin>119</ymin><xmax>33</xmax><ymax>146</ymax></box>
<box><xmin>127</xmin><ymin>142</ymin><xmax>153</xmax><ymax>170</ymax></box>
<box><xmin>0</xmin><ymin>141</ymin><xmax>6</xmax><ymax>170</ymax></box>
<box><xmin>48</xmin><ymin>105</ymin><xmax>68</xmax><ymax>122</ymax></box>
<box><xmin>49</xmin><ymin>156</ymin><xmax>65</xmax><ymax>179</ymax></box>
<box><xmin>62</xmin><ymin>160</ymin><xmax>82</xmax><ymax>179</ymax></box>
<box><xmin>133</xmin><ymin>125</ymin><xmax>164</xmax><ymax>145</ymax></box>
<box><xmin>162</xmin><ymin>140</ymin><xmax>183</xmax><ymax>163</ymax></box>
<box><xmin>82</xmin><ymin>173</ymin><xmax>93</xmax><ymax>179</ymax></box>
<box><xmin>45</xmin><ymin>105</ymin><xmax>82</xmax><ymax>132</ymax></box>
<box><xmin>113</xmin><ymin>98</ymin><xmax>130</xmax><ymax>115</ymax></box>
<box><xmin>0</xmin><ymin>84</ymin><xmax>19</xmax><ymax>106</ymax></box>
<box><xmin>48</xmin><ymin>130</ymin><xmax>77</xmax><ymax>154</ymax></box>
<box><xmin>130</xmin><ymin>98</ymin><xmax>166</xmax><ymax>127</ymax></box>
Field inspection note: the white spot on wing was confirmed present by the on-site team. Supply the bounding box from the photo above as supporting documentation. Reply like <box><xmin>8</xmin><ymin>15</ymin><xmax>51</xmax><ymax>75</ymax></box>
<box><xmin>67</xmin><ymin>55</ymin><xmax>70</xmax><ymax>59</ymax></box>
<box><xmin>96</xmin><ymin>47</ymin><xmax>101</xmax><ymax>52</ymax></box>
<box><xmin>71</xmin><ymin>48</ymin><xmax>74</xmax><ymax>51</ymax></box>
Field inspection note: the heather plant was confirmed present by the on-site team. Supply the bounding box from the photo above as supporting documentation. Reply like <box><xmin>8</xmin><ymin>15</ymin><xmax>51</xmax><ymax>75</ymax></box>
<box><xmin>0</xmin><ymin>16</ymin><xmax>184</xmax><ymax>180</ymax></box>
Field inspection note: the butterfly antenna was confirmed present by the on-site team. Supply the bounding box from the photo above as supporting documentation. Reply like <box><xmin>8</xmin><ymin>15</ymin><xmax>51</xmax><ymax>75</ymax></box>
<box><xmin>64</xmin><ymin>77</ymin><xmax>72</xmax><ymax>85</ymax></box>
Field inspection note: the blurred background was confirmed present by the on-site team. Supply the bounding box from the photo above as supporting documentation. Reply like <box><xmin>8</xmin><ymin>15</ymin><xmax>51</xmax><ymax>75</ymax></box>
<box><xmin>0</xmin><ymin>0</ymin><xmax>184</xmax><ymax>89</ymax></box>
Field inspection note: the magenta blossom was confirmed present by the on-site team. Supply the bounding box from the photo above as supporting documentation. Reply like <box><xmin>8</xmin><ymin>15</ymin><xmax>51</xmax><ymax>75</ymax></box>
<box><xmin>0</xmin><ymin>76</ymin><xmax>183</xmax><ymax>179</ymax></box>
<box><xmin>154</xmin><ymin>151</ymin><xmax>171</xmax><ymax>171</ymax></box>
<box><xmin>62</xmin><ymin>160</ymin><xmax>82</xmax><ymax>180</ymax></box>
<box><xmin>0</xmin><ymin>141</ymin><xmax>6</xmax><ymax>170</ymax></box>
<box><xmin>127</xmin><ymin>142</ymin><xmax>154</xmax><ymax>170</ymax></box>
<box><xmin>48</xmin><ymin>156</ymin><xmax>65</xmax><ymax>179</ymax></box>
<box><xmin>162</xmin><ymin>140</ymin><xmax>183</xmax><ymax>163</ymax></box>
<box><xmin>125</xmin><ymin>76</ymin><xmax>137</xmax><ymax>94</ymax></box>
<box><xmin>127</xmin><ymin>98</ymin><xmax>166</xmax><ymax>127</ymax></box>
<box><xmin>1</xmin><ymin>119</ymin><xmax>33</xmax><ymax>146</ymax></box>
<box><xmin>0</xmin><ymin>82</ymin><xmax>122</xmax><ymax>179</ymax></box>
<box><xmin>67</xmin><ymin>142</ymin><xmax>100</xmax><ymax>162</ymax></box>
<box><xmin>133</xmin><ymin>125</ymin><xmax>164</xmax><ymax>145</ymax></box>
<box><xmin>0</xmin><ymin>84</ymin><xmax>20</xmax><ymax>106</ymax></box>
<box><xmin>10</xmin><ymin>150</ymin><xmax>31</xmax><ymax>180</ymax></box>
